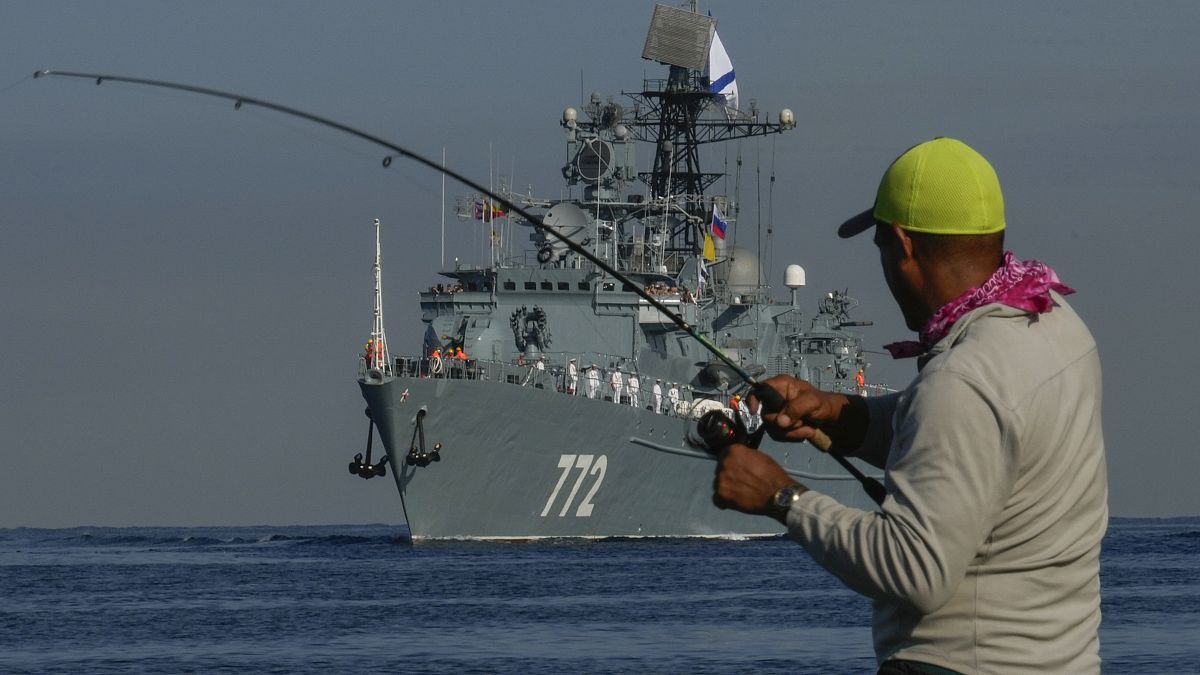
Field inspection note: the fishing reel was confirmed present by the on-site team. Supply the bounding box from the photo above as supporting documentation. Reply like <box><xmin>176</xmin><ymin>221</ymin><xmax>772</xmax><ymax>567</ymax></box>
<box><xmin>693</xmin><ymin>407</ymin><xmax>766</xmax><ymax>454</ymax></box>
<box><xmin>690</xmin><ymin>384</ymin><xmax>785</xmax><ymax>453</ymax></box>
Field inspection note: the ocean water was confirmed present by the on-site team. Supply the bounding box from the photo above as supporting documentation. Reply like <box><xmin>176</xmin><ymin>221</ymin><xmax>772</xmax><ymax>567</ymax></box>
<box><xmin>0</xmin><ymin>518</ymin><xmax>1196</xmax><ymax>674</ymax></box>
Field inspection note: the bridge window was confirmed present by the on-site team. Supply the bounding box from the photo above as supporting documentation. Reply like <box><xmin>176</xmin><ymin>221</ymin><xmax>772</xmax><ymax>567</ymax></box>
<box><xmin>557</xmin><ymin>282</ymin><xmax>569</xmax><ymax>291</ymax></box>
<box><xmin>503</xmin><ymin>281</ymin><xmax>516</xmax><ymax>291</ymax></box>
<box><xmin>541</xmin><ymin>281</ymin><xmax>553</xmax><ymax>291</ymax></box>
<box><xmin>578</xmin><ymin>282</ymin><xmax>590</xmax><ymax>291</ymax></box>
<box><xmin>524</xmin><ymin>282</ymin><xmax>536</xmax><ymax>290</ymax></box>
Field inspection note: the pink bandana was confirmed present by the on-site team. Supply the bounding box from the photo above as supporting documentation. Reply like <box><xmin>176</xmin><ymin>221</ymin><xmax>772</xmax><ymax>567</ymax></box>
<box><xmin>884</xmin><ymin>251</ymin><xmax>1075</xmax><ymax>359</ymax></box>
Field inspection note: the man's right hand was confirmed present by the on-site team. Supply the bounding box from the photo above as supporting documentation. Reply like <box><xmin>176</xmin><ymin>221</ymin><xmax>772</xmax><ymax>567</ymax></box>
<box><xmin>748</xmin><ymin>375</ymin><xmax>868</xmax><ymax>451</ymax></box>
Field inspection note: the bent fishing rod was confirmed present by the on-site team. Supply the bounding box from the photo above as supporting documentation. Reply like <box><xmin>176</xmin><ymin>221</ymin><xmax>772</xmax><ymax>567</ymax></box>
<box><xmin>33</xmin><ymin>69</ymin><xmax>885</xmax><ymax>505</ymax></box>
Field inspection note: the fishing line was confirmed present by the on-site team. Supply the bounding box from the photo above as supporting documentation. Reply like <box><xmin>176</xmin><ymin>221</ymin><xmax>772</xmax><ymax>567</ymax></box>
<box><xmin>33</xmin><ymin>68</ymin><xmax>885</xmax><ymax>503</ymax></box>
<box><xmin>0</xmin><ymin>74</ymin><xmax>33</xmax><ymax>96</ymax></box>
<box><xmin>241</xmin><ymin>104</ymin><xmax>384</xmax><ymax>164</ymax></box>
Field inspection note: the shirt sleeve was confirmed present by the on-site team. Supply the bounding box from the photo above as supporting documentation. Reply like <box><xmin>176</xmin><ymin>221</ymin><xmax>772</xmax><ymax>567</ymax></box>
<box><xmin>786</xmin><ymin>370</ymin><xmax>1014</xmax><ymax>613</ymax></box>
<box><xmin>845</xmin><ymin>392</ymin><xmax>900</xmax><ymax>469</ymax></box>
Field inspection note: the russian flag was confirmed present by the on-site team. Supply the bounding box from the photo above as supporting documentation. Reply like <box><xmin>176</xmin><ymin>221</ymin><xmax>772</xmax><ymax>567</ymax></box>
<box><xmin>473</xmin><ymin>199</ymin><xmax>506</xmax><ymax>221</ymax></box>
<box><xmin>711</xmin><ymin>204</ymin><xmax>728</xmax><ymax>240</ymax></box>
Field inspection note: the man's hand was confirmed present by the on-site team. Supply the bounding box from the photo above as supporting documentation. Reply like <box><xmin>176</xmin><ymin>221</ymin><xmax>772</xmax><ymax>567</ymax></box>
<box><xmin>712</xmin><ymin>443</ymin><xmax>797</xmax><ymax>522</ymax></box>
<box><xmin>748</xmin><ymin>375</ymin><xmax>867</xmax><ymax>450</ymax></box>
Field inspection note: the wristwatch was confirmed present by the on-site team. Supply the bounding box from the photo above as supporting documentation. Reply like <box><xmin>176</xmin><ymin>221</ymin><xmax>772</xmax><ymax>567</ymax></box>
<box><xmin>768</xmin><ymin>483</ymin><xmax>807</xmax><ymax>518</ymax></box>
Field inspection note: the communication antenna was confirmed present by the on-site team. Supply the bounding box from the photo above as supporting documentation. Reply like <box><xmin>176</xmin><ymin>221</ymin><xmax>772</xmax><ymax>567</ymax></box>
<box><xmin>369</xmin><ymin>218</ymin><xmax>391</xmax><ymax>375</ymax></box>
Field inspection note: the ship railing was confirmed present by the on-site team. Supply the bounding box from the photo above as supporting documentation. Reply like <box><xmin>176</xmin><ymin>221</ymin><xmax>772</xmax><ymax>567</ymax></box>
<box><xmin>380</xmin><ymin>354</ymin><xmax>705</xmax><ymax>417</ymax></box>
<box><xmin>824</xmin><ymin>380</ymin><xmax>899</xmax><ymax>398</ymax></box>
<box><xmin>378</xmin><ymin>355</ymin><xmax>900</xmax><ymax>403</ymax></box>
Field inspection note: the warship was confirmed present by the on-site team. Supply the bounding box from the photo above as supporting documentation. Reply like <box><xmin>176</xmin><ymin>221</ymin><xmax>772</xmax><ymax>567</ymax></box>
<box><xmin>350</xmin><ymin>4</ymin><xmax>887</xmax><ymax>540</ymax></box>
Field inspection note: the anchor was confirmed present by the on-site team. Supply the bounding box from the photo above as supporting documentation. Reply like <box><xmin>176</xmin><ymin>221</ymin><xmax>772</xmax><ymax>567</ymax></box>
<box><xmin>348</xmin><ymin>407</ymin><xmax>389</xmax><ymax>479</ymax></box>
<box><xmin>405</xmin><ymin>409</ymin><xmax>442</xmax><ymax>467</ymax></box>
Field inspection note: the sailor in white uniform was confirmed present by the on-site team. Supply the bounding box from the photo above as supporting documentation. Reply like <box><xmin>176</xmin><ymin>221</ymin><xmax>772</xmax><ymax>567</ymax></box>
<box><xmin>567</xmin><ymin>358</ymin><xmax>578</xmax><ymax>395</ymax></box>
<box><xmin>652</xmin><ymin>378</ymin><xmax>663</xmax><ymax>414</ymax></box>
<box><xmin>667</xmin><ymin>382</ymin><xmax>680</xmax><ymax>415</ymax></box>
<box><xmin>609</xmin><ymin>368</ymin><xmax>623</xmax><ymax>403</ymax></box>
<box><xmin>586</xmin><ymin>363</ymin><xmax>600</xmax><ymax>399</ymax></box>
<box><xmin>627</xmin><ymin>373</ymin><xmax>640</xmax><ymax>408</ymax></box>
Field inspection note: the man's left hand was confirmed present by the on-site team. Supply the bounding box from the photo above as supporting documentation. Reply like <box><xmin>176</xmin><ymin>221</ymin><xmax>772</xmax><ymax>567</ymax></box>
<box><xmin>713</xmin><ymin>443</ymin><xmax>799</xmax><ymax>522</ymax></box>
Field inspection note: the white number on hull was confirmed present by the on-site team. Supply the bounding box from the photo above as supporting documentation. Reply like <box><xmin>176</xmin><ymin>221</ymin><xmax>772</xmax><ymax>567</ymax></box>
<box><xmin>576</xmin><ymin>455</ymin><xmax>607</xmax><ymax>517</ymax></box>
<box><xmin>540</xmin><ymin>454</ymin><xmax>608</xmax><ymax>518</ymax></box>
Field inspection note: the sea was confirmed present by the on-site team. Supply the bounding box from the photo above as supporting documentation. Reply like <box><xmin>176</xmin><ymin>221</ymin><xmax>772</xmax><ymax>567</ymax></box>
<box><xmin>0</xmin><ymin>517</ymin><xmax>1196</xmax><ymax>674</ymax></box>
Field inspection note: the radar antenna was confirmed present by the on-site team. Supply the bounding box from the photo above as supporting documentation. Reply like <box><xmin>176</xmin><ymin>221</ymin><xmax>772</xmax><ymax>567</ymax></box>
<box><xmin>631</xmin><ymin>4</ymin><xmax>796</xmax><ymax>258</ymax></box>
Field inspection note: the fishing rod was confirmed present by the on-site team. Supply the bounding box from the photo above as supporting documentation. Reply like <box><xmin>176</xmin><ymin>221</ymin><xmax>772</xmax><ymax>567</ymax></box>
<box><xmin>32</xmin><ymin>68</ymin><xmax>885</xmax><ymax>505</ymax></box>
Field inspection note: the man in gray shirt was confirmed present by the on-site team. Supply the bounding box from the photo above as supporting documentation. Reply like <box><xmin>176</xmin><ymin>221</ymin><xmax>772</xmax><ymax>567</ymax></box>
<box><xmin>713</xmin><ymin>138</ymin><xmax>1107</xmax><ymax>674</ymax></box>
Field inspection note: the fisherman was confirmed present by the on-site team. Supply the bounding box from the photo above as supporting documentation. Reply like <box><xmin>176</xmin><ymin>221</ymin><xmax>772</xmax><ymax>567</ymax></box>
<box><xmin>712</xmin><ymin>138</ymin><xmax>1107</xmax><ymax>674</ymax></box>
<box><xmin>652</xmin><ymin>378</ymin><xmax>663</xmax><ymax>414</ymax></box>
<box><xmin>586</xmin><ymin>363</ymin><xmax>600</xmax><ymax>399</ymax></box>
<box><xmin>567</xmin><ymin>358</ymin><xmax>579</xmax><ymax>395</ymax></box>
<box><xmin>608</xmin><ymin>367</ymin><xmax>623</xmax><ymax>403</ymax></box>
<box><xmin>627</xmin><ymin>373</ymin><xmax>640</xmax><ymax>407</ymax></box>
<box><xmin>666</xmin><ymin>382</ymin><xmax>680</xmax><ymax>415</ymax></box>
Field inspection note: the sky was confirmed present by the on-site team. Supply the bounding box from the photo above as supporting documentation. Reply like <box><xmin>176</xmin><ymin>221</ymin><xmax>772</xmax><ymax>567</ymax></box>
<box><xmin>1</xmin><ymin>1</ymin><xmax>1197</xmax><ymax>527</ymax></box>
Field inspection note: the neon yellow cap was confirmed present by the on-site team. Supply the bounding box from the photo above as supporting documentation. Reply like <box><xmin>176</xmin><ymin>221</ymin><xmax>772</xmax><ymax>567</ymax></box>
<box><xmin>839</xmin><ymin>137</ymin><xmax>1006</xmax><ymax>238</ymax></box>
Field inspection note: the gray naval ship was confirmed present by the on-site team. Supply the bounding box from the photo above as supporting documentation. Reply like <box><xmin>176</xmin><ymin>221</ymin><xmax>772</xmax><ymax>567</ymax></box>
<box><xmin>350</xmin><ymin>4</ymin><xmax>885</xmax><ymax>540</ymax></box>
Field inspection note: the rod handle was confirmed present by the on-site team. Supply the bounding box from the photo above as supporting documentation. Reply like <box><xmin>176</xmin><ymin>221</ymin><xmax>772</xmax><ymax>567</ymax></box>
<box><xmin>753</xmin><ymin>381</ymin><xmax>885</xmax><ymax>504</ymax></box>
<box><xmin>809</xmin><ymin>428</ymin><xmax>834</xmax><ymax>452</ymax></box>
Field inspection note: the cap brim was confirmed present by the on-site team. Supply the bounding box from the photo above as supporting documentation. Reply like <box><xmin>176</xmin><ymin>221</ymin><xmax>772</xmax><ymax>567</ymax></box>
<box><xmin>837</xmin><ymin>208</ymin><xmax>876</xmax><ymax>239</ymax></box>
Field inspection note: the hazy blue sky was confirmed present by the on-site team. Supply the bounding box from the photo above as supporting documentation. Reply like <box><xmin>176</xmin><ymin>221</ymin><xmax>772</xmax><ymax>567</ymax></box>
<box><xmin>2</xmin><ymin>1</ymin><xmax>1197</xmax><ymax>526</ymax></box>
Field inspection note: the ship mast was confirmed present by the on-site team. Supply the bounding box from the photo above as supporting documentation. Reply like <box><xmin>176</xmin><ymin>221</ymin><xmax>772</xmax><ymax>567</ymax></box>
<box><xmin>369</xmin><ymin>217</ymin><xmax>391</xmax><ymax>375</ymax></box>
<box><xmin>632</xmin><ymin>4</ymin><xmax>795</xmax><ymax>262</ymax></box>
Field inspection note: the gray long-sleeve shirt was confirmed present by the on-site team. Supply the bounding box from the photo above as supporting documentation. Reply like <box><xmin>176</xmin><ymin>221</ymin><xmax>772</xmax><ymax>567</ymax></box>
<box><xmin>785</xmin><ymin>294</ymin><xmax>1108</xmax><ymax>673</ymax></box>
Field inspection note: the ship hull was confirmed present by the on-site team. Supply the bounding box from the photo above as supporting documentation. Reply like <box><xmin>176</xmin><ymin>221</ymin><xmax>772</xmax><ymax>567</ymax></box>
<box><xmin>361</xmin><ymin>375</ymin><xmax>875</xmax><ymax>540</ymax></box>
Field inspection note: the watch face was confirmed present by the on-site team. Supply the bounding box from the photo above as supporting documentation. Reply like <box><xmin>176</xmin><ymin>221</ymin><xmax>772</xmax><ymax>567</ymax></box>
<box><xmin>773</xmin><ymin>485</ymin><xmax>804</xmax><ymax>511</ymax></box>
<box><xmin>774</xmin><ymin>487</ymin><xmax>797</xmax><ymax>508</ymax></box>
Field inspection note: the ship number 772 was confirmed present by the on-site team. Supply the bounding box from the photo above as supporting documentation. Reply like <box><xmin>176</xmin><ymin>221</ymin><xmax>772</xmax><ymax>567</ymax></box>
<box><xmin>540</xmin><ymin>454</ymin><xmax>608</xmax><ymax>518</ymax></box>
